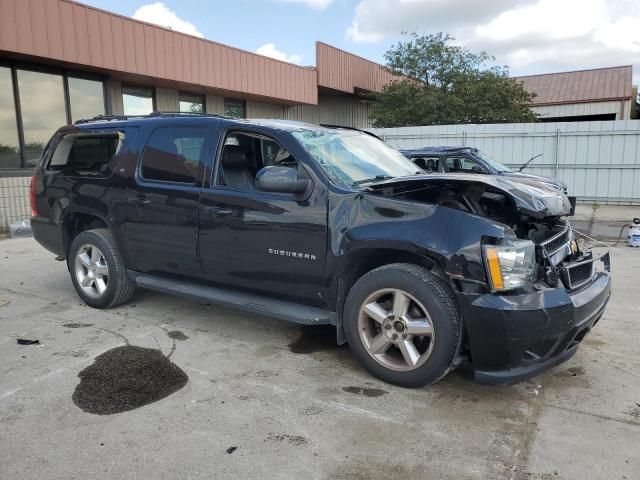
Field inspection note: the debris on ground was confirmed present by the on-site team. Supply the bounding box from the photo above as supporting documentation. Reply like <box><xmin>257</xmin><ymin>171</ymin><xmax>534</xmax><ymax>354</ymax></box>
<box><xmin>226</xmin><ymin>446</ymin><xmax>238</xmax><ymax>454</ymax></box>
<box><xmin>72</xmin><ymin>345</ymin><xmax>188</xmax><ymax>415</ymax></box>
<box><xmin>9</xmin><ymin>220</ymin><xmax>32</xmax><ymax>238</ymax></box>
<box><xmin>17</xmin><ymin>339</ymin><xmax>40</xmax><ymax>345</ymax></box>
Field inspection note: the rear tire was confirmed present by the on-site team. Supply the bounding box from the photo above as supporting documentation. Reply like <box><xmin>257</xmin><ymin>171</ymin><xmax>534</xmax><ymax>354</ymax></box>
<box><xmin>68</xmin><ymin>229</ymin><xmax>135</xmax><ymax>309</ymax></box>
<box><xmin>343</xmin><ymin>263</ymin><xmax>461</xmax><ymax>387</ymax></box>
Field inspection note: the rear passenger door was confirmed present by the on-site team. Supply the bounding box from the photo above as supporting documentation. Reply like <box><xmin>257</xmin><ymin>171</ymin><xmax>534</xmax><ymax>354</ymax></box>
<box><xmin>118</xmin><ymin>124</ymin><xmax>213</xmax><ymax>276</ymax></box>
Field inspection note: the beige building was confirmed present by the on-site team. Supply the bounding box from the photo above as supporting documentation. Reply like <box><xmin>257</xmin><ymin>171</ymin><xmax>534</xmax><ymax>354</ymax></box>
<box><xmin>516</xmin><ymin>66</ymin><xmax>635</xmax><ymax>122</ymax></box>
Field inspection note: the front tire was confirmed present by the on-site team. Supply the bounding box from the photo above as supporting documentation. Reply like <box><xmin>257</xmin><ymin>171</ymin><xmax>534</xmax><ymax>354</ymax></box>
<box><xmin>343</xmin><ymin>263</ymin><xmax>461</xmax><ymax>387</ymax></box>
<box><xmin>68</xmin><ymin>229</ymin><xmax>135</xmax><ymax>309</ymax></box>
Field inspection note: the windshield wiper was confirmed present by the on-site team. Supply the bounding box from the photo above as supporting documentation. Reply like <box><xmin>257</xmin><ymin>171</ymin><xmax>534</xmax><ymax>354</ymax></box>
<box><xmin>518</xmin><ymin>153</ymin><xmax>543</xmax><ymax>172</ymax></box>
<box><xmin>352</xmin><ymin>175</ymin><xmax>395</xmax><ymax>186</ymax></box>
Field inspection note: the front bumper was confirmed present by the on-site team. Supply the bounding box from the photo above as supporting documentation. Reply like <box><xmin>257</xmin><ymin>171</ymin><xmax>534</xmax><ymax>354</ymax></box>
<box><xmin>457</xmin><ymin>271</ymin><xmax>611</xmax><ymax>385</ymax></box>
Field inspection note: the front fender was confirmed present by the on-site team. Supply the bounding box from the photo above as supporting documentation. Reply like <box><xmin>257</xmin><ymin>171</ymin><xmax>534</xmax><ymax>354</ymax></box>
<box><xmin>327</xmin><ymin>192</ymin><xmax>513</xmax><ymax>301</ymax></box>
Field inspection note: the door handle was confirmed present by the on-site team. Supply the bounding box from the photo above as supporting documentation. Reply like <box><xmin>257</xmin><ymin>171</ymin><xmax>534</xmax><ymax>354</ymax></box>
<box><xmin>128</xmin><ymin>196</ymin><xmax>151</xmax><ymax>206</ymax></box>
<box><xmin>204</xmin><ymin>206</ymin><xmax>233</xmax><ymax>216</ymax></box>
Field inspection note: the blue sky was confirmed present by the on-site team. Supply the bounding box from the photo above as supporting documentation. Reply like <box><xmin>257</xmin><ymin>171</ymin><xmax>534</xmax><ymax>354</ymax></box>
<box><xmin>78</xmin><ymin>0</ymin><xmax>639</xmax><ymax>83</ymax></box>
<box><xmin>78</xmin><ymin>0</ymin><xmax>390</xmax><ymax>67</ymax></box>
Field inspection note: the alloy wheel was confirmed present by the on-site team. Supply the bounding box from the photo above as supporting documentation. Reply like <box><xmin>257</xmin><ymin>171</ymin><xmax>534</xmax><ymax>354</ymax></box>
<box><xmin>74</xmin><ymin>243</ymin><xmax>109</xmax><ymax>298</ymax></box>
<box><xmin>357</xmin><ymin>288</ymin><xmax>435</xmax><ymax>371</ymax></box>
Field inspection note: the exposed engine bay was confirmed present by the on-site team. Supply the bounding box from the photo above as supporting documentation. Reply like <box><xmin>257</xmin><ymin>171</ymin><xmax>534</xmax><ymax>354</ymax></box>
<box><xmin>366</xmin><ymin>175</ymin><xmax>609</xmax><ymax>291</ymax></box>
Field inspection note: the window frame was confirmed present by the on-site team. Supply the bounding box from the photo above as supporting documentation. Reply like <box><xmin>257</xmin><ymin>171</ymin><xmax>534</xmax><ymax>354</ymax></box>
<box><xmin>0</xmin><ymin>60</ymin><xmax>106</xmax><ymax>174</ymax></box>
<box><xmin>444</xmin><ymin>155</ymin><xmax>487</xmax><ymax>174</ymax></box>
<box><xmin>45</xmin><ymin>131</ymin><xmax>122</xmax><ymax>178</ymax></box>
<box><xmin>178</xmin><ymin>92</ymin><xmax>206</xmax><ymax>113</ymax></box>
<box><xmin>121</xmin><ymin>84</ymin><xmax>157</xmax><ymax>116</ymax></box>
<box><xmin>223</xmin><ymin>98</ymin><xmax>246</xmax><ymax>119</ymax></box>
<box><xmin>67</xmin><ymin>75</ymin><xmax>109</xmax><ymax>123</ymax></box>
<box><xmin>212</xmin><ymin>127</ymin><xmax>310</xmax><ymax>198</ymax></box>
<box><xmin>136</xmin><ymin>124</ymin><xmax>210</xmax><ymax>188</ymax></box>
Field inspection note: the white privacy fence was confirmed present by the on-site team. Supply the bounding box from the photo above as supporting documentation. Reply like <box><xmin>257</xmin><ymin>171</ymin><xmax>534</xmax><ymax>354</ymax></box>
<box><xmin>370</xmin><ymin>120</ymin><xmax>640</xmax><ymax>204</ymax></box>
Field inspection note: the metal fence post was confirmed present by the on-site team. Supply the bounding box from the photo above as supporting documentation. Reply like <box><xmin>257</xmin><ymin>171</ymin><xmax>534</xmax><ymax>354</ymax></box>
<box><xmin>554</xmin><ymin>129</ymin><xmax>560</xmax><ymax>177</ymax></box>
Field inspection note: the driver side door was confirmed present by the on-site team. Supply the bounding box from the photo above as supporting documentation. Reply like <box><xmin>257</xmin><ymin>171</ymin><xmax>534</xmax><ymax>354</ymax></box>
<box><xmin>197</xmin><ymin>128</ymin><xmax>328</xmax><ymax>306</ymax></box>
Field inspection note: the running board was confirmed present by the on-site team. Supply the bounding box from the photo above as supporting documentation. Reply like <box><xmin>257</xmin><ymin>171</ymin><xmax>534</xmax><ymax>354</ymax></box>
<box><xmin>129</xmin><ymin>272</ymin><xmax>336</xmax><ymax>326</ymax></box>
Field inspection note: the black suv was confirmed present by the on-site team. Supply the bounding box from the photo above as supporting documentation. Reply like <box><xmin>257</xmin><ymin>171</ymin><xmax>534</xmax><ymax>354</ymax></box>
<box><xmin>31</xmin><ymin>114</ymin><xmax>611</xmax><ymax>387</ymax></box>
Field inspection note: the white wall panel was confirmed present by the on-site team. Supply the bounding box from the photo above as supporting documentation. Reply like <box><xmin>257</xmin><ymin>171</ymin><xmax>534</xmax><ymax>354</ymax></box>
<box><xmin>372</xmin><ymin>120</ymin><xmax>640</xmax><ymax>204</ymax></box>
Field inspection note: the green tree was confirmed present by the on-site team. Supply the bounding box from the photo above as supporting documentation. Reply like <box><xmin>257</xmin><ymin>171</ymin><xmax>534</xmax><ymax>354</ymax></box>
<box><xmin>370</xmin><ymin>33</ymin><xmax>538</xmax><ymax>127</ymax></box>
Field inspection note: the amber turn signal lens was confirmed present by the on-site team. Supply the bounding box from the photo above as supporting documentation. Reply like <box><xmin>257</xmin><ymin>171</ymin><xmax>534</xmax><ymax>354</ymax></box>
<box><xmin>485</xmin><ymin>247</ymin><xmax>504</xmax><ymax>290</ymax></box>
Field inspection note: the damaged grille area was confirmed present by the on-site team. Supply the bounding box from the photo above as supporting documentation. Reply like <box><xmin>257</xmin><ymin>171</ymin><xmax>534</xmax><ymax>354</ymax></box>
<box><xmin>540</xmin><ymin>227</ymin><xmax>571</xmax><ymax>255</ymax></box>
<box><xmin>536</xmin><ymin>224</ymin><xmax>573</xmax><ymax>267</ymax></box>
<box><xmin>561</xmin><ymin>259</ymin><xmax>595</xmax><ymax>290</ymax></box>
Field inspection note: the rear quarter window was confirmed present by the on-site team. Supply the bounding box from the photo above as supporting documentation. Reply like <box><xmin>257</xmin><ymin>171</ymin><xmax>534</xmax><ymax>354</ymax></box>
<box><xmin>48</xmin><ymin>133</ymin><xmax>120</xmax><ymax>177</ymax></box>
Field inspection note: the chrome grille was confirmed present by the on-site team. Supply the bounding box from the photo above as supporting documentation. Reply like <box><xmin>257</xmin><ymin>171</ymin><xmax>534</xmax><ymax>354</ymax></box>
<box><xmin>540</xmin><ymin>227</ymin><xmax>571</xmax><ymax>255</ymax></box>
<box><xmin>539</xmin><ymin>226</ymin><xmax>572</xmax><ymax>266</ymax></box>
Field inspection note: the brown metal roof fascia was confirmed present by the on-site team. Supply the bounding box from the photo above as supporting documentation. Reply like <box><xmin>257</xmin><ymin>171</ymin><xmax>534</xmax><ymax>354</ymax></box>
<box><xmin>515</xmin><ymin>65</ymin><xmax>633</xmax><ymax>105</ymax></box>
<box><xmin>316</xmin><ymin>42</ymin><xmax>401</xmax><ymax>94</ymax></box>
<box><xmin>0</xmin><ymin>0</ymin><xmax>318</xmax><ymax>105</ymax></box>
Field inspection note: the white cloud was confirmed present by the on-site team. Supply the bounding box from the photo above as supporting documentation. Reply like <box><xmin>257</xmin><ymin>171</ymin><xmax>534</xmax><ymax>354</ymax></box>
<box><xmin>346</xmin><ymin>0</ymin><xmax>529</xmax><ymax>44</ymax></box>
<box><xmin>132</xmin><ymin>2</ymin><xmax>203</xmax><ymax>38</ymax></box>
<box><xmin>345</xmin><ymin>0</ymin><xmax>640</xmax><ymax>84</ymax></box>
<box><xmin>255</xmin><ymin>43</ymin><xmax>303</xmax><ymax>64</ymax></box>
<box><xmin>279</xmin><ymin>0</ymin><xmax>334</xmax><ymax>10</ymax></box>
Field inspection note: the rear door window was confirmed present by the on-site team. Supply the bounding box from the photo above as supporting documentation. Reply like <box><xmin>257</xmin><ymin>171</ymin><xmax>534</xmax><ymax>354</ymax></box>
<box><xmin>140</xmin><ymin>126</ymin><xmax>206</xmax><ymax>184</ymax></box>
<box><xmin>48</xmin><ymin>133</ymin><xmax>120</xmax><ymax>176</ymax></box>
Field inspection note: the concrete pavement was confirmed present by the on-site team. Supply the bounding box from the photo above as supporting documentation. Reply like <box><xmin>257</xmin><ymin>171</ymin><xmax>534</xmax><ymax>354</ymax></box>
<box><xmin>1</xmin><ymin>237</ymin><xmax>639</xmax><ymax>480</ymax></box>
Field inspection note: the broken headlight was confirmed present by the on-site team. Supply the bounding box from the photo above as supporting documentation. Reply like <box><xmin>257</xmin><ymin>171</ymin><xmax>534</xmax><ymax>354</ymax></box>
<box><xmin>483</xmin><ymin>239</ymin><xmax>537</xmax><ymax>291</ymax></box>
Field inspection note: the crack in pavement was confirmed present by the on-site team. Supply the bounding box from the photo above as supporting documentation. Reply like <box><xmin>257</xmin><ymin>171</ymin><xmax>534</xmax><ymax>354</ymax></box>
<box><xmin>543</xmin><ymin>402</ymin><xmax>640</xmax><ymax>427</ymax></box>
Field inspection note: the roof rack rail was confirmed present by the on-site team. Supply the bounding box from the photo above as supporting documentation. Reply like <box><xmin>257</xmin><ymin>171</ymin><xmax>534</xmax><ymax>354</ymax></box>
<box><xmin>147</xmin><ymin>111</ymin><xmax>230</xmax><ymax>119</ymax></box>
<box><xmin>74</xmin><ymin>111</ymin><xmax>231</xmax><ymax>125</ymax></box>
<box><xmin>319</xmin><ymin>124</ymin><xmax>382</xmax><ymax>141</ymax></box>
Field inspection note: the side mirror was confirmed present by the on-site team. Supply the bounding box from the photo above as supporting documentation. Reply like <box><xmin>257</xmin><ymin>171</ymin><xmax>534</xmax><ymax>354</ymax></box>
<box><xmin>255</xmin><ymin>166</ymin><xmax>310</xmax><ymax>194</ymax></box>
<box><xmin>471</xmin><ymin>165</ymin><xmax>487</xmax><ymax>174</ymax></box>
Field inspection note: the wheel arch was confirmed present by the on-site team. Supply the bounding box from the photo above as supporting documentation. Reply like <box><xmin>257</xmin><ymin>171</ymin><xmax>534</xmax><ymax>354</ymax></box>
<box><xmin>333</xmin><ymin>246</ymin><xmax>449</xmax><ymax>345</ymax></box>
<box><xmin>62</xmin><ymin>211</ymin><xmax>110</xmax><ymax>257</ymax></box>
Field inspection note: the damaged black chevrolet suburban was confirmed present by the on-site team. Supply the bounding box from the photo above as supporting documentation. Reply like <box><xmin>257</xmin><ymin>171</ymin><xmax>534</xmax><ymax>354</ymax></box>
<box><xmin>30</xmin><ymin>114</ymin><xmax>611</xmax><ymax>387</ymax></box>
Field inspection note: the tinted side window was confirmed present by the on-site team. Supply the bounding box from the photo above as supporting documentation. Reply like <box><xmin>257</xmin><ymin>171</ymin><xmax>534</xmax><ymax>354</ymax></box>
<box><xmin>445</xmin><ymin>156</ymin><xmax>482</xmax><ymax>173</ymax></box>
<box><xmin>48</xmin><ymin>134</ymin><xmax>119</xmax><ymax>176</ymax></box>
<box><xmin>140</xmin><ymin>127</ymin><xmax>206</xmax><ymax>184</ymax></box>
<box><xmin>413</xmin><ymin>156</ymin><xmax>439</xmax><ymax>171</ymax></box>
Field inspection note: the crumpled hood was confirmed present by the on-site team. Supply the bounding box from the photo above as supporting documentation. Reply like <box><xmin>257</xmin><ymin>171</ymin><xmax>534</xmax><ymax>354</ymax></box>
<box><xmin>364</xmin><ymin>173</ymin><xmax>573</xmax><ymax>219</ymax></box>
<box><xmin>501</xmin><ymin>171</ymin><xmax>567</xmax><ymax>191</ymax></box>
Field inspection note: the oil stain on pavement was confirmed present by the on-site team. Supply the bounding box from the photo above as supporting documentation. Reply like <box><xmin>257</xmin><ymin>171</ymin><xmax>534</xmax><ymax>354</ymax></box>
<box><xmin>167</xmin><ymin>330</ymin><xmax>189</xmax><ymax>341</ymax></box>
<box><xmin>72</xmin><ymin>345</ymin><xmax>188</xmax><ymax>415</ymax></box>
<box><xmin>62</xmin><ymin>323</ymin><xmax>93</xmax><ymax>328</ymax></box>
<box><xmin>342</xmin><ymin>386</ymin><xmax>388</xmax><ymax>397</ymax></box>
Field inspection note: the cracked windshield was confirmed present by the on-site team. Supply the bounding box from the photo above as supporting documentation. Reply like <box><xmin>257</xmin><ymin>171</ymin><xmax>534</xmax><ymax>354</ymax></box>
<box><xmin>293</xmin><ymin>129</ymin><xmax>419</xmax><ymax>188</ymax></box>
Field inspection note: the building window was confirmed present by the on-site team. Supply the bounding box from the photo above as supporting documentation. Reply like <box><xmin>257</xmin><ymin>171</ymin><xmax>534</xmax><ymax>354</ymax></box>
<box><xmin>0</xmin><ymin>64</ymin><xmax>106</xmax><ymax>171</ymax></box>
<box><xmin>0</xmin><ymin>67</ymin><xmax>21</xmax><ymax>169</ymax></box>
<box><xmin>224</xmin><ymin>98</ymin><xmax>246</xmax><ymax>118</ymax></box>
<box><xmin>68</xmin><ymin>77</ymin><xmax>105</xmax><ymax>122</ymax></box>
<box><xmin>179</xmin><ymin>93</ymin><xmax>205</xmax><ymax>113</ymax></box>
<box><xmin>122</xmin><ymin>85</ymin><xmax>155</xmax><ymax>115</ymax></box>
<box><xmin>17</xmin><ymin>69</ymin><xmax>68</xmax><ymax>168</ymax></box>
